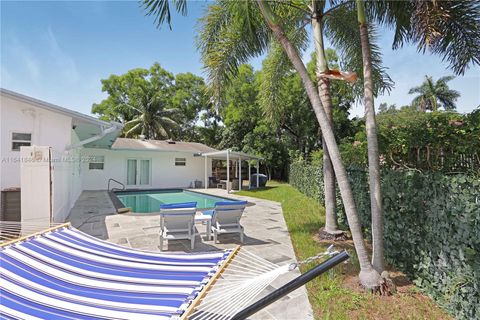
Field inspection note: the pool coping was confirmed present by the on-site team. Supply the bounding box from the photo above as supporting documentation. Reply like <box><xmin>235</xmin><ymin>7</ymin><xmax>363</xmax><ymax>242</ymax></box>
<box><xmin>109</xmin><ymin>188</ymin><xmax>242</xmax><ymax>215</ymax></box>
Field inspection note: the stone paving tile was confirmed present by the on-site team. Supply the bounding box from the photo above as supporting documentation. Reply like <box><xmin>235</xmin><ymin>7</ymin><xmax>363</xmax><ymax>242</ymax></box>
<box><xmin>67</xmin><ymin>189</ymin><xmax>314</xmax><ymax>320</ymax></box>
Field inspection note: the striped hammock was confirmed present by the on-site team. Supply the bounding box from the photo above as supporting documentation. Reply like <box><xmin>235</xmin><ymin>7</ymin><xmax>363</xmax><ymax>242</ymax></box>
<box><xmin>0</xmin><ymin>223</ymin><xmax>297</xmax><ymax>320</ymax></box>
<box><xmin>0</xmin><ymin>222</ymin><xmax>346</xmax><ymax>319</ymax></box>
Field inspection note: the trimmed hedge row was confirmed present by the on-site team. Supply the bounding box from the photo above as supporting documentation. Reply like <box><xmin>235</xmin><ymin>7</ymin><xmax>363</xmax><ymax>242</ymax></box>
<box><xmin>288</xmin><ymin>163</ymin><xmax>324</xmax><ymax>204</ymax></box>
<box><xmin>289</xmin><ymin>163</ymin><xmax>480</xmax><ymax>319</ymax></box>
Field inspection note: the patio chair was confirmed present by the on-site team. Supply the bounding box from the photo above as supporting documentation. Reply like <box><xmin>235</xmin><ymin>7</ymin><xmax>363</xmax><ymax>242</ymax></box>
<box><xmin>159</xmin><ymin>201</ymin><xmax>197</xmax><ymax>251</ymax></box>
<box><xmin>205</xmin><ymin>201</ymin><xmax>248</xmax><ymax>244</ymax></box>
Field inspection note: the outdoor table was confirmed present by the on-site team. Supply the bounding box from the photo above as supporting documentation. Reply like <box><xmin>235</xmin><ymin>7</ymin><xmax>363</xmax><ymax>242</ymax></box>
<box><xmin>195</xmin><ymin>212</ymin><xmax>212</xmax><ymax>240</ymax></box>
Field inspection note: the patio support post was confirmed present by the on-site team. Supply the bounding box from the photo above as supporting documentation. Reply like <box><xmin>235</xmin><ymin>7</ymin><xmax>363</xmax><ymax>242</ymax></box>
<box><xmin>256</xmin><ymin>161</ymin><xmax>259</xmax><ymax>188</ymax></box>
<box><xmin>239</xmin><ymin>158</ymin><xmax>242</xmax><ymax>191</ymax></box>
<box><xmin>226</xmin><ymin>150</ymin><xmax>230</xmax><ymax>193</ymax></box>
<box><xmin>204</xmin><ymin>156</ymin><xmax>208</xmax><ymax>189</ymax></box>
<box><xmin>248</xmin><ymin>161</ymin><xmax>251</xmax><ymax>189</ymax></box>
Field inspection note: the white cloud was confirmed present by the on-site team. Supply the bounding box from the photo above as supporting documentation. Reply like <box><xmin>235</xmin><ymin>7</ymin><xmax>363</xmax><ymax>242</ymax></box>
<box><xmin>46</xmin><ymin>26</ymin><xmax>79</xmax><ymax>82</ymax></box>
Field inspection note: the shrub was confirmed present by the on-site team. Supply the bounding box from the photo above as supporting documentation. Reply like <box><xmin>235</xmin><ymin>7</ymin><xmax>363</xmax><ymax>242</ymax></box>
<box><xmin>289</xmin><ymin>164</ymin><xmax>480</xmax><ymax>319</ymax></box>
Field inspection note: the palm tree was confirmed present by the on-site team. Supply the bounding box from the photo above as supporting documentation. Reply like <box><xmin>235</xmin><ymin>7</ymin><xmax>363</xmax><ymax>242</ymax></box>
<box><xmin>408</xmin><ymin>75</ymin><xmax>460</xmax><ymax>112</ymax></box>
<box><xmin>255</xmin><ymin>0</ymin><xmax>382</xmax><ymax>288</ymax></box>
<box><xmin>143</xmin><ymin>0</ymin><xmax>386</xmax><ymax>289</ymax></box>
<box><xmin>141</xmin><ymin>0</ymin><xmax>479</xmax><ymax>290</ymax></box>
<box><xmin>123</xmin><ymin>87</ymin><xmax>180</xmax><ymax>139</ymax></box>
<box><xmin>355</xmin><ymin>0</ymin><xmax>385</xmax><ymax>274</ymax></box>
<box><xmin>311</xmin><ymin>1</ymin><xmax>340</xmax><ymax>236</ymax></box>
<box><xmin>351</xmin><ymin>0</ymin><xmax>477</xmax><ymax>274</ymax></box>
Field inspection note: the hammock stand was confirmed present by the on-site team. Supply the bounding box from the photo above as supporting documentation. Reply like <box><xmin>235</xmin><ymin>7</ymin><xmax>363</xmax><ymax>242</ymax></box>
<box><xmin>0</xmin><ymin>222</ymin><xmax>348</xmax><ymax>320</ymax></box>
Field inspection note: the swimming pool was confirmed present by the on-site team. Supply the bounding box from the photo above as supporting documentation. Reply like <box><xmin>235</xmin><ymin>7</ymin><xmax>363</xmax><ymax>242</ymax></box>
<box><xmin>114</xmin><ymin>189</ymin><xmax>234</xmax><ymax>213</ymax></box>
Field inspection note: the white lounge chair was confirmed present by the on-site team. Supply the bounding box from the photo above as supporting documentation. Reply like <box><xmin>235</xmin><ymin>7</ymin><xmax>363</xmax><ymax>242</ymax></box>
<box><xmin>206</xmin><ymin>201</ymin><xmax>248</xmax><ymax>244</ymax></box>
<box><xmin>159</xmin><ymin>201</ymin><xmax>197</xmax><ymax>251</ymax></box>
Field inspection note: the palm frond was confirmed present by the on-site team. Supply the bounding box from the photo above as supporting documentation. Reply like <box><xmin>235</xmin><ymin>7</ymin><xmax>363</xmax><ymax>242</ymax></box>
<box><xmin>197</xmin><ymin>0</ymin><xmax>307</xmax><ymax>102</ymax></box>
<box><xmin>370</xmin><ymin>0</ymin><xmax>480</xmax><ymax>76</ymax></box>
<box><xmin>142</xmin><ymin>0</ymin><xmax>187</xmax><ymax>30</ymax></box>
<box><xmin>124</xmin><ymin>122</ymin><xmax>142</xmax><ymax>137</ymax></box>
<box><xmin>197</xmin><ymin>1</ymin><xmax>270</xmax><ymax>100</ymax></box>
<box><xmin>412</xmin><ymin>1</ymin><xmax>480</xmax><ymax>75</ymax></box>
<box><xmin>366</xmin><ymin>0</ymin><xmax>414</xmax><ymax>50</ymax></box>
<box><xmin>324</xmin><ymin>4</ymin><xmax>394</xmax><ymax>98</ymax></box>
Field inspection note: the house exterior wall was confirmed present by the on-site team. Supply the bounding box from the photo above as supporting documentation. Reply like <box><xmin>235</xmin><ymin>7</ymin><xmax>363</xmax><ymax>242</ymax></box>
<box><xmin>51</xmin><ymin>132</ymin><xmax>83</xmax><ymax>222</ymax></box>
<box><xmin>0</xmin><ymin>94</ymin><xmax>73</xmax><ymax>190</ymax></box>
<box><xmin>81</xmin><ymin>148</ymin><xmax>213</xmax><ymax>190</ymax></box>
<box><xmin>1</xmin><ymin>94</ymin><xmax>84</xmax><ymax>222</ymax></box>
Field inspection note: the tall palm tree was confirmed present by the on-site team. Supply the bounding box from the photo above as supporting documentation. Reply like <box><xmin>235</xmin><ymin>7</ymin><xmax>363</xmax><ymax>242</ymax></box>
<box><xmin>408</xmin><ymin>75</ymin><xmax>460</xmax><ymax>112</ymax></box>
<box><xmin>123</xmin><ymin>87</ymin><xmax>180</xmax><ymax>139</ymax></box>
<box><xmin>351</xmin><ymin>0</ymin><xmax>477</xmax><ymax>274</ymax></box>
<box><xmin>255</xmin><ymin>0</ymin><xmax>382</xmax><ymax>288</ymax></box>
<box><xmin>311</xmin><ymin>1</ymin><xmax>340</xmax><ymax>236</ymax></box>
<box><xmin>143</xmin><ymin>0</ymin><xmax>388</xmax><ymax>289</ymax></box>
<box><xmin>355</xmin><ymin>0</ymin><xmax>384</xmax><ymax>273</ymax></box>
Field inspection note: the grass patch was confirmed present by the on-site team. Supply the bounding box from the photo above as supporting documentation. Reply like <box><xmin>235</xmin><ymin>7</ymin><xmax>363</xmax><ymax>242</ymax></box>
<box><xmin>237</xmin><ymin>181</ymin><xmax>450</xmax><ymax>320</ymax></box>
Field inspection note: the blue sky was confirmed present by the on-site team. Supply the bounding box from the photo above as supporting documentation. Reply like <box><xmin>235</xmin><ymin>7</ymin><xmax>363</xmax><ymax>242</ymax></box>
<box><xmin>1</xmin><ymin>1</ymin><xmax>479</xmax><ymax>118</ymax></box>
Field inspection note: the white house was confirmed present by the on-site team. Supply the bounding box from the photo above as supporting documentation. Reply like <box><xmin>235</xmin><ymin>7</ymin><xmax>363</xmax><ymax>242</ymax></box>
<box><xmin>0</xmin><ymin>89</ymin><xmax>224</xmax><ymax>223</ymax></box>
<box><xmin>81</xmin><ymin>138</ymin><xmax>215</xmax><ymax>191</ymax></box>
<box><xmin>0</xmin><ymin>88</ymin><xmax>123</xmax><ymax>222</ymax></box>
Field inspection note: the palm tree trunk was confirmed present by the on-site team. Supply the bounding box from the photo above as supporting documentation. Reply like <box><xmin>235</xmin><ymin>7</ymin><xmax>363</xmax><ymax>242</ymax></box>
<box><xmin>312</xmin><ymin>5</ymin><xmax>340</xmax><ymax>235</ymax></box>
<box><xmin>357</xmin><ymin>0</ymin><xmax>385</xmax><ymax>273</ymax></box>
<box><xmin>257</xmin><ymin>0</ymin><xmax>381</xmax><ymax>288</ymax></box>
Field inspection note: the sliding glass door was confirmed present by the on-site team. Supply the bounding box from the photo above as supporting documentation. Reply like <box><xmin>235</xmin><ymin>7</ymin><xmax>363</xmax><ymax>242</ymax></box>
<box><xmin>127</xmin><ymin>159</ymin><xmax>150</xmax><ymax>186</ymax></box>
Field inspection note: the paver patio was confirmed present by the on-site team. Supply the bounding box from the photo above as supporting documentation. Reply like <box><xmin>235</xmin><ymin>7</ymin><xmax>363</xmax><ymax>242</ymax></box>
<box><xmin>66</xmin><ymin>189</ymin><xmax>314</xmax><ymax>320</ymax></box>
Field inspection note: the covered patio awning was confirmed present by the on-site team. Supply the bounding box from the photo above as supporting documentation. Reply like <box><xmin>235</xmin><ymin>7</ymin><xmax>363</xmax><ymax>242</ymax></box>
<box><xmin>201</xmin><ymin>150</ymin><xmax>263</xmax><ymax>193</ymax></box>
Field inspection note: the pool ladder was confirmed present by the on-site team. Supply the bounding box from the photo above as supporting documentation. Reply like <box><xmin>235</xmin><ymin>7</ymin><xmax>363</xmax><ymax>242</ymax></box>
<box><xmin>108</xmin><ymin>178</ymin><xmax>125</xmax><ymax>192</ymax></box>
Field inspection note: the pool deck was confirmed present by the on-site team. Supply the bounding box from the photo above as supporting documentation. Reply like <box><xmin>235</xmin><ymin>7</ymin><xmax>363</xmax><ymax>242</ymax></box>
<box><xmin>66</xmin><ymin>189</ymin><xmax>314</xmax><ymax>320</ymax></box>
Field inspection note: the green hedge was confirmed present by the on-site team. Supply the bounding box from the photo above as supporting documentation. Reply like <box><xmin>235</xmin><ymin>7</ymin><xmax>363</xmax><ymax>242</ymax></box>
<box><xmin>289</xmin><ymin>164</ymin><xmax>480</xmax><ymax>319</ymax></box>
<box><xmin>289</xmin><ymin>163</ymin><xmax>324</xmax><ymax>204</ymax></box>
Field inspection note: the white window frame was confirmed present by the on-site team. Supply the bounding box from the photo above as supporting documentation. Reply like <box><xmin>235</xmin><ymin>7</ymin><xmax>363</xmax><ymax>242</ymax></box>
<box><xmin>88</xmin><ymin>155</ymin><xmax>105</xmax><ymax>170</ymax></box>
<box><xmin>126</xmin><ymin>158</ymin><xmax>152</xmax><ymax>187</ymax></box>
<box><xmin>175</xmin><ymin>157</ymin><xmax>187</xmax><ymax>166</ymax></box>
<box><xmin>11</xmin><ymin>131</ymin><xmax>32</xmax><ymax>151</ymax></box>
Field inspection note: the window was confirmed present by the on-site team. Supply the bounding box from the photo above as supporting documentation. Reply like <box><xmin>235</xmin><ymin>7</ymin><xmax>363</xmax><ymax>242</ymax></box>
<box><xmin>89</xmin><ymin>156</ymin><xmax>105</xmax><ymax>170</ymax></box>
<box><xmin>11</xmin><ymin>132</ymin><xmax>31</xmax><ymax>151</ymax></box>
<box><xmin>175</xmin><ymin>158</ymin><xmax>186</xmax><ymax>166</ymax></box>
<box><xmin>127</xmin><ymin>159</ymin><xmax>150</xmax><ymax>186</ymax></box>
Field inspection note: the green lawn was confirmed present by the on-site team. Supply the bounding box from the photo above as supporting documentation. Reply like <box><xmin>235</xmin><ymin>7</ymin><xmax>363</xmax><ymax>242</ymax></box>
<box><xmin>237</xmin><ymin>181</ymin><xmax>450</xmax><ymax>320</ymax></box>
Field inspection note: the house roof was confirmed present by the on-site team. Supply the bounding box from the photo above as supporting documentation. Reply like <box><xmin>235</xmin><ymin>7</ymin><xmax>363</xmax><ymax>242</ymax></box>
<box><xmin>0</xmin><ymin>88</ymin><xmax>121</xmax><ymax>127</ymax></box>
<box><xmin>112</xmin><ymin>138</ymin><xmax>219</xmax><ymax>154</ymax></box>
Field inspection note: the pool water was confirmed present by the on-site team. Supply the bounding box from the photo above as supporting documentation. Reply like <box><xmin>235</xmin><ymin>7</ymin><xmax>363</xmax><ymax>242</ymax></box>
<box><xmin>115</xmin><ymin>189</ymin><xmax>232</xmax><ymax>213</ymax></box>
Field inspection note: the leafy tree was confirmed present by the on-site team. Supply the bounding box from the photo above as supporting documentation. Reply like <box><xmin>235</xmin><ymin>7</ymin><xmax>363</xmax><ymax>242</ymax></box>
<box><xmin>92</xmin><ymin>63</ymin><xmax>179</xmax><ymax>139</ymax></box>
<box><xmin>197</xmin><ymin>109</ymin><xmax>223</xmax><ymax>148</ymax></box>
<box><xmin>260</xmin><ymin>61</ymin><xmax>320</xmax><ymax>160</ymax></box>
<box><xmin>378</xmin><ymin>102</ymin><xmax>397</xmax><ymax>114</ymax></box>
<box><xmin>408</xmin><ymin>75</ymin><xmax>460</xmax><ymax>112</ymax></box>
<box><xmin>170</xmin><ymin>72</ymin><xmax>210</xmax><ymax>140</ymax></box>
<box><xmin>242</xmin><ymin>122</ymin><xmax>290</xmax><ymax>180</ymax></box>
<box><xmin>218</xmin><ymin>64</ymin><xmax>262</xmax><ymax>149</ymax></box>
<box><xmin>92</xmin><ymin>63</ymin><xmax>212</xmax><ymax>140</ymax></box>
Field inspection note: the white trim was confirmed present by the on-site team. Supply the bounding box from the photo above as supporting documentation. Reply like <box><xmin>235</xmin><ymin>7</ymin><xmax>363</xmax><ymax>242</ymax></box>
<box><xmin>201</xmin><ymin>149</ymin><xmax>263</xmax><ymax>160</ymax></box>
<box><xmin>66</xmin><ymin>124</ymin><xmax>120</xmax><ymax>150</ymax></box>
